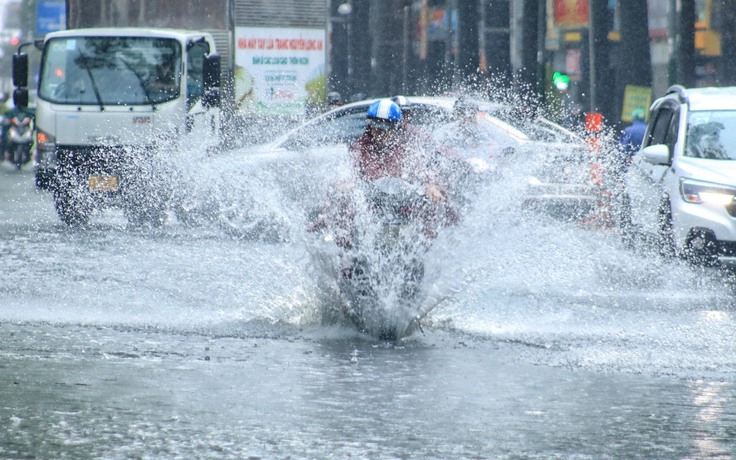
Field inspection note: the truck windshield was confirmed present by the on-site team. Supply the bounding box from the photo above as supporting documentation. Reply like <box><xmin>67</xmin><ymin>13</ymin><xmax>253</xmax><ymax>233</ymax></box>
<box><xmin>685</xmin><ymin>110</ymin><xmax>736</xmax><ymax>160</ymax></box>
<box><xmin>38</xmin><ymin>36</ymin><xmax>182</xmax><ymax>105</ymax></box>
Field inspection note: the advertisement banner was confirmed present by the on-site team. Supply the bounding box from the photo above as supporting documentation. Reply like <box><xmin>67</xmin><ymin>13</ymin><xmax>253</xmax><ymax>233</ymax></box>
<box><xmin>621</xmin><ymin>85</ymin><xmax>652</xmax><ymax>123</ymax></box>
<box><xmin>36</xmin><ymin>0</ymin><xmax>66</xmax><ymax>35</ymax></box>
<box><xmin>553</xmin><ymin>0</ymin><xmax>589</xmax><ymax>28</ymax></box>
<box><xmin>234</xmin><ymin>27</ymin><xmax>326</xmax><ymax>117</ymax></box>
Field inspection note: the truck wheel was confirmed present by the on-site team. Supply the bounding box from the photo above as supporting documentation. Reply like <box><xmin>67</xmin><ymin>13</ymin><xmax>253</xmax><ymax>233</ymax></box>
<box><xmin>35</xmin><ymin>171</ymin><xmax>52</xmax><ymax>190</ymax></box>
<box><xmin>53</xmin><ymin>182</ymin><xmax>90</xmax><ymax>227</ymax></box>
<box><xmin>123</xmin><ymin>193</ymin><xmax>167</xmax><ymax>227</ymax></box>
<box><xmin>122</xmin><ymin>173</ymin><xmax>168</xmax><ymax>228</ymax></box>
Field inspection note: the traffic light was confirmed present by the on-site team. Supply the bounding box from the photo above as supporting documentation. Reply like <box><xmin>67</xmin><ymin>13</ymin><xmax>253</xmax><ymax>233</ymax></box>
<box><xmin>553</xmin><ymin>71</ymin><xmax>570</xmax><ymax>92</ymax></box>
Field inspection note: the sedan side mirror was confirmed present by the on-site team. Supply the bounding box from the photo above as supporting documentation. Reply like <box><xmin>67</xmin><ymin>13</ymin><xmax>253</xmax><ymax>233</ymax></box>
<box><xmin>641</xmin><ymin>144</ymin><xmax>670</xmax><ymax>166</ymax></box>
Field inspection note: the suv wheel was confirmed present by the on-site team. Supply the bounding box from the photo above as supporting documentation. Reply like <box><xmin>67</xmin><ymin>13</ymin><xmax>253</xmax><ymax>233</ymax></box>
<box><xmin>685</xmin><ymin>229</ymin><xmax>719</xmax><ymax>267</ymax></box>
<box><xmin>121</xmin><ymin>163</ymin><xmax>168</xmax><ymax>228</ymax></box>
<box><xmin>657</xmin><ymin>199</ymin><xmax>676</xmax><ymax>258</ymax></box>
<box><xmin>618</xmin><ymin>193</ymin><xmax>636</xmax><ymax>248</ymax></box>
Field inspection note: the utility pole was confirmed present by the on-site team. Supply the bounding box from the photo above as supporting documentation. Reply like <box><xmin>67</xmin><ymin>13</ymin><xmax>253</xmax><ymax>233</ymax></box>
<box><xmin>587</xmin><ymin>0</ymin><xmax>597</xmax><ymax>113</ymax></box>
<box><xmin>676</xmin><ymin>0</ymin><xmax>696</xmax><ymax>87</ymax></box>
<box><xmin>617</xmin><ymin>0</ymin><xmax>652</xmax><ymax>119</ymax></box>
<box><xmin>722</xmin><ymin>0</ymin><xmax>736</xmax><ymax>85</ymax></box>
<box><xmin>536</xmin><ymin>0</ymin><xmax>546</xmax><ymax>105</ymax></box>
<box><xmin>456</xmin><ymin>0</ymin><xmax>479</xmax><ymax>87</ymax></box>
<box><xmin>350</xmin><ymin>0</ymin><xmax>370</xmax><ymax>99</ymax></box>
<box><xmin>519</xmin><ymin>0</ymin><xmax>538</xmax><ymax>99</ymax></box>
<box><xmin>588</xmin><ymin>0</ymin><xmax>612</xmax><ymax>116</ymax></box>
<box><xmin>485</xmin><ymin>0</ymin><xmax>512</xmax><ymax>89</ymax></box>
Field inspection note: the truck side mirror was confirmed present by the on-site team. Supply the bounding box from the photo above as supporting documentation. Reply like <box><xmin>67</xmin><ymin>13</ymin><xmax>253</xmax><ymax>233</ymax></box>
<box><xmin>203</xmin><ymin>54</ymin><xmax>221</xmax><ymax>90</ymax></box>
<box><xmin>12</xmin><ymin>53</ymin><xmax>29</xmax><ymax>88</ymax></box>
<box><xmin>202</xmin><ymin>88</ymin><xmax>221</xmax><ymax>109</ymax></box>
<box><xmin>202</xmin><ymin>54</ymin><xmax>221</xmax><ymax>108</ymax></box>
<box><xmin>13</xmin><ymin>88</ymin><xmax>29</xmax><ymax>109</ymax></box>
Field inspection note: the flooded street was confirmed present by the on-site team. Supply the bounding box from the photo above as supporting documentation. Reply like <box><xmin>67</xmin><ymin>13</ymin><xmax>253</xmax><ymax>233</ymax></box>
<box><xmin>3</xmin><ymin>162</ymin><xmax>736</xmax><ymax>459</ymax></box>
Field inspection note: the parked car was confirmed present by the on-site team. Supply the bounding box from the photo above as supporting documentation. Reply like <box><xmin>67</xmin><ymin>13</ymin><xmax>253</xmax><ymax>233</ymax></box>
<box><xmin>183</xmin><ymin>97</ymin><xmax>453</xmax><ymax>237</ymax></box>
<box><xmin>279</xmin><ymin>96</ymin><xmax>595</xmax><ymax>220</ymax></box>
<box><xmin>275</xmin><ymin>96</ymin><xmax>452</xmax><ymax>151</ymax></box>
<box><xmin>476</xmin><ymin>101</ymin><xmax>595</xmax><ymax>220</ymax></box>
<box><xmin>620</xmin><ymin>85</ymin><xmax>736</xmax><ymax>265</ymax></box>
<box><xmin>176</xmin><ymin>95</ymin><xmax>596</xmax><ymax>235</ymax></box>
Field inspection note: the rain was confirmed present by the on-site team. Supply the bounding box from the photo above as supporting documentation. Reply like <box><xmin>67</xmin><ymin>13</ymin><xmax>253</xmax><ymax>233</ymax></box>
<box><xmin>4</xmin><ymin>1</ymin><xmax>736</xmax><ymax>458</ymax></box>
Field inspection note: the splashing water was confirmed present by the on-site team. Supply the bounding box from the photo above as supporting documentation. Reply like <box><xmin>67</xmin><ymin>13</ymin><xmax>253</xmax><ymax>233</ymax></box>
<box><xmin>10</xmin><ymin>85</ymin><xmax>736</xmax><ymax>378</ymax></box>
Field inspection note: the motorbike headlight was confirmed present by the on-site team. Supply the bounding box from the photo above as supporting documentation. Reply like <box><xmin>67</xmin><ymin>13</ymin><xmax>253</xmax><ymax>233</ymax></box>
<box><xmin>528</xmin><ymin>176</ymin><xmax>543</xmax><ymax>186</ymax></box>
<box><xmin>680</xmin><ymin>178</ymin><xmax>736</xmax><ymax>205</ymax></box>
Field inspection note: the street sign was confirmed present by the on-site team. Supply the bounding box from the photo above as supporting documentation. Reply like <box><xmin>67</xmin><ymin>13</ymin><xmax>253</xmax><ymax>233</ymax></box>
<box><xmin>621</xmin><ymin>85</ymin><xmax>652</xmax><ymax>123</ymax></box>
<box><xmin>36</xmin><ymin>0</ymin><xmax>66</xmax><ymax>36</ymax></box>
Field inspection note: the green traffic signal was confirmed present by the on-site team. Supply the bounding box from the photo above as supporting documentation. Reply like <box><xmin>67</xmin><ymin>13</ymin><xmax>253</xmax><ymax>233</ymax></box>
<box><xmin>553</xmin><ymin>71</ymin><xmax>570</xmax><ymax>92</ymax></box>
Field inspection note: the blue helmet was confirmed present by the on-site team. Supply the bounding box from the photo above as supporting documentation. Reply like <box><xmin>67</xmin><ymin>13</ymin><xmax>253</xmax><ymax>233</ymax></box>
<box><xmin>366</xmin><ymin>99</ymin><xmax>402</xmax><ymax>126</ymax></box>
<box><xmin>391</xmin><ymin>95</ymin><xmax>409</xmax><ymax>106</ymax></box>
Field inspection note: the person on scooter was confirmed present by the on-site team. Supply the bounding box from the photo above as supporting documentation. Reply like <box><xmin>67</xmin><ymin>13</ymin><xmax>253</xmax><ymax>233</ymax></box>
<box><xmin>1</xmin><ymin>91</ymin><xmax>34</xmax><ymax>162</ymax></box>
<box><xmin>351</xmin><ymin>99</ymin><xmax>413</xmax><ymax>180</ymax></box>
<box><xmin>349</xmin><ymin>99</ymin><xmax>457</xmax><ymax>236</ymax></box>
<box><xmin>308</xmin><ymin>99</ymin><xmax>456</xmax><ymax>242</ymax></box>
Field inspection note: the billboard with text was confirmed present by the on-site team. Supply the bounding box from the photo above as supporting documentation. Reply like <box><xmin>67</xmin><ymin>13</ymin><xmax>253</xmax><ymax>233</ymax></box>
<box><xmin>234</xmin><ymin>26</ymin><xmax>326</xmax><ymax>117</ymax></box>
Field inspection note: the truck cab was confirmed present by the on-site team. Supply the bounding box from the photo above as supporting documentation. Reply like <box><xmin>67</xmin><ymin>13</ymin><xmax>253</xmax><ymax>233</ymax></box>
<box><xmin>14</xmin><ymin>27</ymin><xmax>221</xmax><ymax>226</ymax></box>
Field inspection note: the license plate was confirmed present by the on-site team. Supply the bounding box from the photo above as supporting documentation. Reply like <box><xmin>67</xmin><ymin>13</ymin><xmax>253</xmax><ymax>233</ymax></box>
<box><xmin>88</xmin><ymin>175</ymin><xmax>119</xmax><ymax>192</ymax></box>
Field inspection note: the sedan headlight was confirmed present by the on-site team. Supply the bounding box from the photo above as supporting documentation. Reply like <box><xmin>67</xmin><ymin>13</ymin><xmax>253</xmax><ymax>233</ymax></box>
<box><xmin>680</xmin><ymin>178</ymin><xmax>736</xmax><ymax>205</ymax></box>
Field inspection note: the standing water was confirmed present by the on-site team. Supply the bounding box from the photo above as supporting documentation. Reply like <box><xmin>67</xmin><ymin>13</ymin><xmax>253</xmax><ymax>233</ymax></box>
<box><xmin>2</xmin><ymin>117</ymin><xmax>736</xmax><ymax>458</ymax></box>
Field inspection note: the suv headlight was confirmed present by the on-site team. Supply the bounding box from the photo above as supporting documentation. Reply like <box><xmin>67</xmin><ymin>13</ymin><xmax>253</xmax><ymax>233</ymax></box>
<box><xmin>680</xmin><ymin>178</ymin><xmax>736</xmax><ymax>206</ymax></box>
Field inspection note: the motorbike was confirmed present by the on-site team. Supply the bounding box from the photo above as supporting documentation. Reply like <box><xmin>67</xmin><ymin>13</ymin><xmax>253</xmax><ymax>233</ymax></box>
<box><xmin>310</xmin><ymin>177</ymin><xmax>450</xmax><ymax>341</ymax></box>
<box><xmin>5</xmin><ymin>115</ymin><xmax>33</xmax><ymax>171</ymax></box>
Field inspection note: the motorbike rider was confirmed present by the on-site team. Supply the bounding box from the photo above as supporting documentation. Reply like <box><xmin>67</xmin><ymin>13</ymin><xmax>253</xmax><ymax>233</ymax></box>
<box><xmin>351</xmin><ymin>99</ymin><xmax>456</xmax><ymax>235</ymax></box>
<box><xmin>308</xmin><ymin>99</ymin><xmax>457</xmax><ymax>244</ymax></box>
<box><xmin>1</xmin><ymin>91</ymin><xmax>34</xmax><ymax>162</ymax></box>
<box><xmin>352</xmin><ymin>99</ymin><xmax>454</xmax><ymax>200</ymax></box>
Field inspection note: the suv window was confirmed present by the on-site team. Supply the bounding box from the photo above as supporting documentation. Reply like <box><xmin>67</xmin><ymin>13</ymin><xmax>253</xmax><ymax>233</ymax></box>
<box><xmin>684</xmin><ymin>110</ymin><xmax>736</xmax><ymax>160</ymax></box>
<box><xmin>646</xmin><ymin>106</ymin><xmax>674</xmax><ymax>147</ymax></box>
<box><xmin>665</xmin><ymin>106</ymin><xmax>680</xmax><ymax>156</ymax></box>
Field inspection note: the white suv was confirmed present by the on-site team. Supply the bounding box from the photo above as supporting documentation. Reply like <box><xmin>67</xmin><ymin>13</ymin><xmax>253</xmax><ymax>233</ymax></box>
<box><xmin>621</xmin><ymin>85</ymin><xmax>736</xmax><ymax>265</ymax></box>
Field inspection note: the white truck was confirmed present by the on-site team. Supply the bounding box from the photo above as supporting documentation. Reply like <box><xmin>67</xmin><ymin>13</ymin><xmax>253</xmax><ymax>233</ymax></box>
<box><xmin>12</xmin><ymin>27</ymin><xmax>221</xmax><ymax>225</ymax></box>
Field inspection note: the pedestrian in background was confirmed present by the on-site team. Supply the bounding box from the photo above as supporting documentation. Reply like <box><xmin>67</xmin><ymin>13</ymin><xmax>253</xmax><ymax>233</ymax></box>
<box><xmin>618</xmin><ymin>108</ymin><xmax>647</xmax><ymax>165</ymax></box>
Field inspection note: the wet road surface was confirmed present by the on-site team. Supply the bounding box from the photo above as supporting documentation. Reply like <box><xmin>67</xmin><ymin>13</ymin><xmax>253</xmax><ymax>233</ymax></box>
<box><xmin>3</xmin><ymin>162</ymin><xmax>736</xmax><ymax>459</ymax></box>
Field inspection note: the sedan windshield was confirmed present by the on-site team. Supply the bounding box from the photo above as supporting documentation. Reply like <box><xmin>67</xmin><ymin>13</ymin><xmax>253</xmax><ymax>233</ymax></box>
<box><xmin>685</xmin><ymin>110</ymin><xmax>736</xmax><ymax>159</ymax></box>
<box><xmin>38</xmin><ymin>36</ymin><xmax>182</xmax><ymax>105</ymax></box>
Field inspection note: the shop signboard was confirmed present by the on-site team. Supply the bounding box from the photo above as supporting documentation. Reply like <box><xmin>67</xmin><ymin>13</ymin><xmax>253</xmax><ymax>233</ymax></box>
<box><xmin>234</xmin><ymin>26</ymin><xmax>326</xmax><ymax>116</ymax></box>
<box><xmin>553</xmin><ymin>0</ymin><xmax>589</xmax><ymax>28</ymax></box>
<box><xmin>36</xmin><ymin>0</ymin><xmax>66</xmax><ymax>35</ymax></box>
<box><xmin>621</xmin><ymin>85</ymin><xmax>652</xmax><ymax>122</ymax></box>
